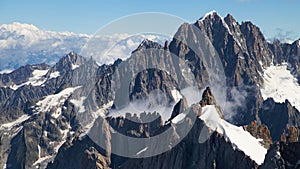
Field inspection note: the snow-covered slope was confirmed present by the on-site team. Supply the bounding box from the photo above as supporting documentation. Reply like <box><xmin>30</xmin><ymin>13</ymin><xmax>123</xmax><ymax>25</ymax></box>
<box><xmin>200</xmin><ymin>105</ymin><xmax>268</xmax><ymax>165</ymax></box>
<box><xmin>260</xmin><ymin>63</ymin><xmax>300</xmax><ymax>111</ymax></box>
<box><xmin>0</xmin><ymin>114</ymin><xmax>30</xmax><ymax>130</ymax></box>
<box><xmin>34</xmin><ymin>86</ymin><xmax>82</xmax><ymax>117</ymax></box>
<box><xmin>10</xmin><ymin>69</ymin><xmax>49</xmax><ymax>90</ymax></box>
<box><xmin>0</xmin><ymin>69</ymin><xmax>14</xmax><ymax>74</ymax></box>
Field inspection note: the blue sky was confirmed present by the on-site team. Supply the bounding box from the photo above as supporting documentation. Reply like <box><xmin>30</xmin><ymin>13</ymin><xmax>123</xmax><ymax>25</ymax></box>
<box><xmin>1</xmin><ymin>0</ymin><xmax>300</xmax><ymax>41</ymax></box>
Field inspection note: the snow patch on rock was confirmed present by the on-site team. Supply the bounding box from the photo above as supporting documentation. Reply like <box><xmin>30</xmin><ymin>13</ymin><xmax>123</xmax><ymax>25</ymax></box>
<box><xmin>171</xmin><ymin>89</ymin><xmax>182</xmax><ymax>103</ymax></box>
<box><xmin>49</xmin><ymin>71</ymin><xmax>60</xmax><ymax>79</ymax></box>
<box><xmin>70</xmin><ymin>97</ymin><xmax>87</xmax><ymax>113</ymax></box>
<box><xmin>71</xmin><ymin>64</ymin><xmax>80</xmax><ymax>70</ymax></box>
<box><xmin>10</xmin><ymin>69</ymin><xmax>49</xmax><ymax>90</ymax></box>
<box><xmin>34</xmin><ymin>86</ymin><xmax>81</xmax><ymax>113</ymax></box>
<box><xmin>0</xmin><ymin>114</ymin><xmax>30</xmax><ymax>129</ymax></box>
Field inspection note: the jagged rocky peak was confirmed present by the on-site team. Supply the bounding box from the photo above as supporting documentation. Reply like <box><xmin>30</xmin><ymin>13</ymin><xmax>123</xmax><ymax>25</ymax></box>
<box><xmin>198</xmin><ymin>10</ymin><xmax>221</xmax><ymax>22</ymax></box>
<box><xmin>65</xmin><ymin>51</ymin><xmax>83</xmax><ymax>63</ymax></box>
<box><xmin>134</xmin><ymin>39</ymin><xmax>163</xmax><ymax>52</ymax></box>
<box><xmin>106</xmin><ymin>112</ymin><xmax>164</xmax><ymax>138</ymax></box>
<box><xmin>53</xmin><ymin>51</ymin><xmax>87</xmax><ymax>72</ymax></box>
<box><xmin>223</xmin><ymin>13</ymin><xmax>242</xmax><ymax>35</ymax></box>
<box><xmin>199</xmin><ymin>86</ymin><xmax>224</xmax><ymax>119</ymax></box>
<box><xmin>195</xmin><ymin>11</ymin><xmax>227</xmax><ymax>39</ymax></box>
<box><xmin>199</xmin><ymin>86</ymin><xmax>216</xmax><ymax>106</ymax></box>
<box><xmin>0</xmin><ymin>63</ymin><xmax>50</xmax><ymax>87</ymax></box>
<box><xmin>196</xmin><ymin>10</ymin><xmax>234</xmax><ymax>35</ymax></box>
<box><xmin>240</xmin><ymin>20</ymin><xmax>270</xmax><ymax>53</ymax></box>
<box><xmin>240</xmin><ymin>21</ymin><xmax>263</xmax><ymax>35</ymax></box>
<box><xmin>164</xmin><ymin>40</ymin><xmax>169</xmax><ymax>49</ymax></box>
<box><xmin>291</xmin><ymin>38</ymin><xmax>300</xmax><ymax>54</ymax></box>
<box><xmin>224</xmin><ymin>13</ymin><xmax>236</xmax><ymax>23</ymax></box>
<box><xmin>113</xmin><ymin>58</ymin><xmax>122</xmax><ymax>66</ymax></box>
<box><xmin>68</xmin><ymin>51</ymin><xmax>86</xmax><ymax>63</ymax></box>
<box><xmin>44</xmin><ymin>51</ymin><xmax>98</xmax><ymax>88</ymax></box>
<box><xmin>240</xmin><ymin>20</ymin><xmax>272</xmax><ymax>59</ymax></box>
<box><xmin>131</xmin><ymin>39</ymin><xmax>164</xmax><ymax>54</ymax></box>
<box><xmin>296</xmin><ymin>39</ymin><xmax>300</xmax><ymax>47</ymax></box>
<box><xmin>196</xmin><ymin>10</ymin><xmax>272</xmax><ymax>66</ymax></box>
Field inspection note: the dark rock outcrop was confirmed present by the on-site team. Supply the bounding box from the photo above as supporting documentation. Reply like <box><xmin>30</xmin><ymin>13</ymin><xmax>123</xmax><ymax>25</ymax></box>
<box><xmin>258</xmin><ymin>98</ymin><xmax>300</xmax><ymax>142</ymax></box>
<box><xmin>279</xmin><ymin>142</ymin><xmax>300</xmax><ymax>169</ymax></box>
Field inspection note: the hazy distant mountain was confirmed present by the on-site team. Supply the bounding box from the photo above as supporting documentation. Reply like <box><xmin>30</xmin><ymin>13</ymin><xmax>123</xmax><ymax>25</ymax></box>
<box><xmin>0</xmin><ymin>22</ymin><xmax>89</xmax><ymax>70</ymax></box>
<box><xmin>0</xmin><ymin>22</ymin><xmax>168</xmax><ymax>71</ymax></box>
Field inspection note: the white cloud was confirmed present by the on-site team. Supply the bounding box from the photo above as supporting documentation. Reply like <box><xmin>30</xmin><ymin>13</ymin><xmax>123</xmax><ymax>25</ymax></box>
<box><xmin>269</xmin><ymin>28</ymin><xmax>297</xmax><ymax>44</ymax></box>
<box><xmin>0</xmin><ymin>22</ymin><xmax>89</xmax><ymax>70</ymax></box>
<box><xmin>0</xmin><ymin>22</ymin><xmax>170</xmax><ymax>70</ymax></box>
<box><xmin>81</xmin><ymin>33</ymin><xmax>169</xmax><ymax>65</ymax></box>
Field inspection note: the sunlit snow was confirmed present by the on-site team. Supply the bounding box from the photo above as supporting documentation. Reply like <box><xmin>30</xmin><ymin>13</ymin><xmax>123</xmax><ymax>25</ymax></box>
<box><xmin>10</xmin><ymin>69</ymin><xmax>49</xmax><ymax>90</ymax></box>
<box><xmin>171</xmin><ymin>89</ymin><xmax>182</xmax><ymax>103</ymax></box>
<box><xmin>35</xmin><ymin>86</ymin><xmax>81</xmax><ymax>114</ymax></box>
<box><xmin>171</xmin><ymin>112</ymin><xmax>189</xmax><ymax>124</ymax></box>
<box><xmin>0</xmin><ymin>69</ymin><xmax>14</xmax><ymax>74</ymax></box>
<box><xmin>200</xmin><ymin>105</ymin><xmax>267</xmax><ymax>165</ymax></box>
<box><xmin>136</xmin><ymin>147</ymin><xmax>148</xmax><ymax>155</ymax></box>
<box><xmin>261</xmin><ymin>63</ymin><xmax>300</xmax><ymax>111</ymax></box>
<box><xmin>199</xmin><ymin>10</ymin><xmax>217</xmax><ymax>22</ymax></box>
<box><xmin>71</xmin><ymin>64</ymin><xmax>80</xmax><ymax>70</ymax></box>
<box><xmin>70</xmin><ymin>97</ymin><xmax>87</xmax><ymax>113</ymax></box>
<box><xmin>0</xmin><ymin>114</ymin><xmax>30</xmax><ymax>129</ymax></box>
<box><xmin>49</xmin><ymin>71</ymin><xmax>60</xmax><ymax>79</ymax></box>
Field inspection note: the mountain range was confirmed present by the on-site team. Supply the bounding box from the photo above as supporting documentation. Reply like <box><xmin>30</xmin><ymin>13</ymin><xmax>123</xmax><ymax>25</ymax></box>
<box><xmin>0</xmin><ymin>22</ymin><xmax>167</xmax><ymax>72</ymax></box>
<box><xmin>0</xmin><ymin>11</ymin><xmax>300</xmax><ymax>169</ymax></box>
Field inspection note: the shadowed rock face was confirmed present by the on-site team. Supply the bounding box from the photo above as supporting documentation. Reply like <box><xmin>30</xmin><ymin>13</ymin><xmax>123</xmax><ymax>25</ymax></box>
<box><xmin>279</xmin><ymin>142</ymin><xmax>300</xmax><ymax>168</ymax></box>
<box><xmin>46</xmin><ymin>136</ymin><xmax>111</xmax><ymax>169</ymax></box>
<box><xmin>258</xmin><ymin>98</ymin><xmax>300</xmax><ymax>142</ymax></box>
<box><xmin>129</xmin><ymin>68</ymin><xmax>179</xmax><ymax>104</ymax></box>
<box><xmin>168</xmin><ymin>98</ymin><xmax>189</xmax><ymax>122</ymax></box>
